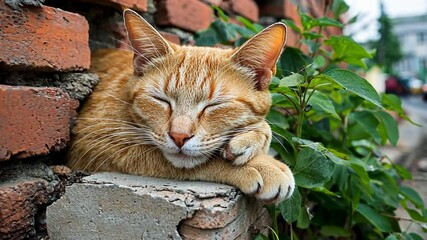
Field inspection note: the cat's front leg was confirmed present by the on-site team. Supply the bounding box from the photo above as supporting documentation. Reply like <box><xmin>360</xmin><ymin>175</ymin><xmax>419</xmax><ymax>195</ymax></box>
<box><xmin>190</xmin><ymin>154</ymin><xmax>295</xmax><ymax>204</ymax></box>
<box><xmin>224</xmin><ymin>120</ymin><xmax>271</xmax><ymax>165</ymax></box>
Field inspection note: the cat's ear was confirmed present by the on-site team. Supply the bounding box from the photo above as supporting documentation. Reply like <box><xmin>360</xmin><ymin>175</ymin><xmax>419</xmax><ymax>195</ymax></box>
<box><xmin>123</xmin><ymin>9</ymin><xmax>175</xmax><ymax>75</ymax></box>
<box><xmin>231</xmin><ymin>23</ymin><xmax>287</xmax><ymax>90</ymax></box>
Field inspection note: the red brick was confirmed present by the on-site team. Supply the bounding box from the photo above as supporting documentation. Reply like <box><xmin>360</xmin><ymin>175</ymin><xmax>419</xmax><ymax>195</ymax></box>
<box><xmin>155</xmin><ymin>0</ymin><xmax>214</xmax><ymax>32</ymax></box>
<box><xmin>0</xmin><ymin>179</ymin><xmax>51</xmax><ymax>239</ymax></box>
<box><xmin>226</xmin><ymin>0</ymin><xmax>259</xmax><ymax>22</ymax></box>
<box><xmin>0</xmin><ymin>85</ymin><xmax>78</xmax><ymax>161</ymax></box>
<box><xmin>73</xmin><ymin>0</ymin><xmax>148</xmax><ymax>12</ymax></box>
<box><xmin>160</xmin><ymin>31</ymin><xmax>181</xmax><ymax>45</ymax></box>
<box><xmin>286</xmin><ymin>30</ymin><xmax>300</xmax><ymax>48</ymax></box>
<box><xmin>259</xmin><ymin>0</ymin><xmax>301</xmax><ymax>26</ymax></box>
<box><xmin>203</xmin><ymin>0</ymin><xmax>222</xmax><ymax>6</ymax></box>
<box><xmin>306</xmin><ymin>0</ymin><xmax>325</xmax><ymax>18</ymax></box>
<box><xmin>179</xmin><ymin>199</ymin><xmax>270</xmax><ymax>239</ymax></box>
<box><xmin>0</xmin><ymin>1</ymin><xmax>90</xmax><ymax>71</ymax></box>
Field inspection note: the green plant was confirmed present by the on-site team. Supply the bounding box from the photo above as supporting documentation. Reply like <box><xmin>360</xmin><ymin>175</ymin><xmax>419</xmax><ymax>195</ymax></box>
<box><xmin>195</xmin><ymin>1</ymin><xmax>426</xmax><ymax>239</ymax></box>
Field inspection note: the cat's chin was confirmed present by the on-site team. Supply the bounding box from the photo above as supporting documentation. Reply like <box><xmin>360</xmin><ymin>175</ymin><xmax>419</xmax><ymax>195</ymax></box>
<box><xmin>163</xmin><ymin>152</ymin><xmax>209</xmax><ymax>169</ymax></box>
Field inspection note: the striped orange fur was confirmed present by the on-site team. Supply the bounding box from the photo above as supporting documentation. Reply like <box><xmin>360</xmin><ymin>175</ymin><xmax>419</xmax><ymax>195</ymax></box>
<box><xmin>67</xmin><ymin>10</ymin><xmax>295</xmax><ymax>203</ymax></box>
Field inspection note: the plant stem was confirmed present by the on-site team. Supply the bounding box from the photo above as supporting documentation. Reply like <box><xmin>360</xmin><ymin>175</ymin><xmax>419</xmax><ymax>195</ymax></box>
<box><xmin>296</xmin><ymin>111</ymin><xmax>304</xmax><ymax>138</ymax></box>
<box><xmin>272</xmin><ymin>205</ymin><xmax>279</xmax><ymax>235</ymax></box>
<box><xmin>290</xmin><ymin>223</ymin><xmax>294</xmax><ymax>240</ymax></box>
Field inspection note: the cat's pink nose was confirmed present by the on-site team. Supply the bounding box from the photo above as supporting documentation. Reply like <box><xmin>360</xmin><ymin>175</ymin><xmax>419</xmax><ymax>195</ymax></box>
<box><xmin>168</xmin><ymin>132</ymin><xmax>193</xmax><ymax>148</ymax></box>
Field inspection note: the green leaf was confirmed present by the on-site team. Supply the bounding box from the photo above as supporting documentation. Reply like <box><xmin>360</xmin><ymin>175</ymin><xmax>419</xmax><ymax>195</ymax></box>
<box><xmin>195</xmin><ymin>19</ymin><xmax>238</xmax><ymax>46</ymax></box>
<box><xmin>403</xmin><ymin>233</ymin><xmax>424</xmax><ymax>240</ymax></box>
<box><xmin>356</xmin><ymin>203</ymin><xmax>400</xmax><ymax>232</ymax></box>
<box><xmin>315</xmin><ymin>17</ymin><xmax>344</xmax><ymax>28</ymax></box>
<box><xmin>324</xmin><ymin>69</ymin><xmax>382</xmax><ymax>108</ymax></box>
<box><xmin>385</xmin><ymin>234</ymin><xmax>400</xmax><ymax>240</ymax></box>
<box><xmin>324</xmin><ymin>36</ymin><xmax>373</xmax><ymax>68</ymax></box>
<box><xmin>306</xmin><ymin>90</ymin><xmax>341</xmax><ymax>120</ymax></box>
<box><xmin>327</xmin><ymin>148</ymin><xmax>350</xmax><ymax>160</ymax></box>
<box><xmin>277</xmin><ymin>47</ymin><xmax>310</xmax><ymax>77</ymax></box>
<box><xmin>376</xmin><ymin>111</ymin><xmax>399</xmax><ymax>146</ymax></box>
<box><xmin>393</xmin><ymin>164</ymin><xmax>412</xmax><ymax>180</ymax></box>
<box><xmin>347</xmin><ymin>14</ymin><xmax>359</xmax><ymax>24</ymax></box>
<box><xmin>348</xmin><ymin>111</ymin><xmax>380</xmax><ymax>141</ymax></box>
<box><xmin>385</xmin><ymin>233</ymin><xmax>423</xmax><ymax>240</ymax></box>
<box><xmin>320</xmin><ymin>225</ymin><xmax>351</xmax><ymax>238</ymax></box>
<box><xmin>279</xmin><ymin>73</ymin><xmax>305</xmax><ymax>87</ymax></box>
<box><xmin>212</xmin><ymin>6</ymin><xmax>230</xmax><ymax>22</ymax></box>
<box><xmin>313</xmin><ymin>55</ymin><xmax>326</xmax><ymax>68</ymax></box>
<box><xmin>281</xmin><ymin>19</ymin><xmax>302</xmax><ymax>34</ymax></box>
<box><xmin>267</xmin><ymin>109</ymin><xmax>289</xmax><ymax>130</ymax></box>
<box><xmin>297</xmin><ymin>206</ymin><xmax>310</xmax><ymax>229</ymax></box>
<box><xmin>400</xmin><ymin>186</ymin><xmax>424</xmax><ymax>209</ymax></box>
<box><xmin>229</xmin><ymin>24</ymin><xmax>256</xmax><ymax>39</ymax></box>
<box><xmin>300</xmin><ymin>12</ymin><xmax>314</xmax><ymax>31</ymax></box>
<box><xmin>293</xmin><ymin>147</ymin><xmax>335</xmax><ymax>188</ymax></box>
<box><xmin>371</xmin><ymin>171</ymin><xmax>400</xmax><ymax>208</ymax></box>
<box><xmin>381</xmin><ymin>94</ymin><xmax>420</xmax><ymax>126</ymax></box>
<box><xmin>279</xmin><ymin>187</ymin><xmax>301</xmax><ymax>222</ymax></box>
<box><xmin>350</xmin><ymin>163</ymin><xmax>370</xmax><ymax>189</ymax></box>
<box><xmin>235</xmin><ymin>16</ymin><xmax>262</xmax><ymax>33</ymax></box>
<box><xmin>332</xmin><ymin>0</ymin><xmax>350</xmax><ymax>19</ymax></box>
<box><xmin>405</xmin><ymin>207</ymin><xmax>427</xmax><ymax>223</ymax></box>
<box><xmin>311</xmin><ymin>187</ymin><xmax>340</xmax><ymax>197</ymax></box>
<box><xmin>302</xmin><ymin>31</ymin><xmax>323</xmax><ymax>40</ymax></box>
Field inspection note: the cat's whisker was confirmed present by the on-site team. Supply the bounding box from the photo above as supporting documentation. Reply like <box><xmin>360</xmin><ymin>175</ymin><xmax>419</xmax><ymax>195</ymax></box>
<box><xmin>103</xmin><ymin>92</ymin><xmax>132</xmax><ymax>106</ymax></box>
<box><xmin>271</xmin><ymin>133</ymin><xmax>289</xmax><ymax>154</ymax></box>
<box><xmin>77</xmin><ymin>117</ymin><xmax>148</xmax><ymax>129</ymax></box>
<box><xmin>92</xmin><ymin>144</ymin><xmax>158</xmax><ymax>173</ymax></box>
<box><xmin>71</xmin><ymin>131</ymin><xmax>151</xmax><ymax>170</ymax></box>
<box><xmin>82</xmin><ymin>137</ymin><xmax>152</xmax><ymax>172</ymax></box>
<box><xmin>71</xmin><ymin>124</ymin><xmax>149</xmax><ymax>146</ymax></box>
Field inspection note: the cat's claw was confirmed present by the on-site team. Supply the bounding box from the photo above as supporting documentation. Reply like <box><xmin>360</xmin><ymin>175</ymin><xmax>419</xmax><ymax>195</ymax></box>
<box><xmin>237</xmin><ymin>155</ymin><xmax>295</xmax><ymax>204</ymax></box>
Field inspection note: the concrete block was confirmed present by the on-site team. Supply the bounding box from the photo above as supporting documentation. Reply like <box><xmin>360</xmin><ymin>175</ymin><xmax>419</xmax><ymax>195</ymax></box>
<box><xmin>47</xmin><ymin>172</ymin><xmax>270</xmax><ymax>240</ymax></box>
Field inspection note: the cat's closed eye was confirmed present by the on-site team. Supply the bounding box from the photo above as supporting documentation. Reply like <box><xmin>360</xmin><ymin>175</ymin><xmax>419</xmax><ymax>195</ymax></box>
<box><xmin>151</xmin><ymin>95</ymin><xmax>171</xmax><ymax>108</ymax></box>
<box><xmin>200</xmin><ymin>101</ymin><xmax>225</xmax><ymax>115</ymax></box>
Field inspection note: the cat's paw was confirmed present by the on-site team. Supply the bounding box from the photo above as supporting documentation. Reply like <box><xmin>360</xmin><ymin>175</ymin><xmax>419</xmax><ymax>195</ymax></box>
<box><xmin>240</xmin><ymin>156</ymin><xmax>295</xmax><ymax>204</ymax></box>
<box><xmin>224</xmin><ymin>134</ymin><xmax>265</xmax><ymax>165</ymax></box>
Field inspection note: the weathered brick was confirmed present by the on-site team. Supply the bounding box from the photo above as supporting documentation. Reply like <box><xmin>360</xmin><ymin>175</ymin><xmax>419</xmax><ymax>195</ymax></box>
<box><xmin>72</xmin><ymin>0</ymin><xmax>148</xmax><ymax>12</ymax></box>
<box><xmin>179</xmin><ymin>199</ymin><xmax>269</xmax><ymax>239</ymax></box>
<box><xmin>0</xmin><ymin>161</ymin><xmax>62</xmax><ymax>240</ymax></box>
<box><xmin>0</xmin><ymin>85</ymin><xmax>78</xmax><ymax>161</ymax></box>
<box><xmin>0</xmin><ymin>180</ymin><xmax>51</xmax><ymax>239</ymax></box>
<box><xmin>0</xmin><ymin>1</ymin><xmax>90</xmax><ymax>71</ymax></box>
<box><xmin>226</xmin><ymin>0</ymin><xmax>259</xmax><ymax>22</ymax></box>
<box><xmin>155</xmin><ymin>0</ymin><xmax>214</xmax><ymax>32</ymax></box>
<box><xmin>259</xmin><ymin>0</ymin><xmax>300</xmax><ymax>26</ymax></box>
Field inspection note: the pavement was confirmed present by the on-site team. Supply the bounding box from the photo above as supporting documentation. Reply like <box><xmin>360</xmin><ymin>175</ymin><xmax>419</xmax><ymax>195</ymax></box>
<box><xmin>381</xmin><ymin>95</ymin><xmax>427</xmax><ymax>237</ymax></box>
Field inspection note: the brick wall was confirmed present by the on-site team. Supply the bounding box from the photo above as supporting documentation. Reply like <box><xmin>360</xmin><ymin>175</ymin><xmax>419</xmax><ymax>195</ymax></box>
<box><xmin>0</xmin><ymin>0</ymin><xmax>338</xmax><ymax>239</ymax></box>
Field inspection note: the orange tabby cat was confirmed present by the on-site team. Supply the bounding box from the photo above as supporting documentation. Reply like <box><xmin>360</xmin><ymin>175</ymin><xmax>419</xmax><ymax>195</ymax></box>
<box><xmin>68</xmin><ymin>9</ymin><xmax>295</xmax><ymax>203</ymax></box>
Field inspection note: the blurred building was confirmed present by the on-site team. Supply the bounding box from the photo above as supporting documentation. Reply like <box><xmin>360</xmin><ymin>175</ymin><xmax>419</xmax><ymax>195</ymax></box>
<box><xmin>393</xmin><ymin>14</ymin><xmax>427</xmax><ymax>81</ymax></box>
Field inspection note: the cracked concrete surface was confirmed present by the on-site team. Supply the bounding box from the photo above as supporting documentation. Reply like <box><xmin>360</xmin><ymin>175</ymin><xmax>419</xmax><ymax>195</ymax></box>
<box><xmin>46</xmin><ymin>172</ymin><xmax>269</xmax><ymax>240</ymax></box>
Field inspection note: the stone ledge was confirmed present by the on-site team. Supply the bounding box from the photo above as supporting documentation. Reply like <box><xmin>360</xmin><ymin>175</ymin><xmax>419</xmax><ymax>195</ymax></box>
<box><xmin>47</xmin><ymin>172</ymin><xmax>270</xmax><ymax>240</ymax></box>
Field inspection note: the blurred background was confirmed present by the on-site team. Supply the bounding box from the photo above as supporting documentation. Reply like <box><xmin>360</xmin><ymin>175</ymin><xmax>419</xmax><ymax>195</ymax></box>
<box><xmin>346</xmin><ymin>0</ymin><xmax>427</xmax><ymax>236</ymax></box>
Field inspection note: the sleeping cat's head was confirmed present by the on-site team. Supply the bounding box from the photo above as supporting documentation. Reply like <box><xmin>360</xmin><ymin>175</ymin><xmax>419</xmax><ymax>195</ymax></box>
<box><xmin>123</xmin><ymin>10</ymin><xmax>286</xmax><ymax>168</ymax></box>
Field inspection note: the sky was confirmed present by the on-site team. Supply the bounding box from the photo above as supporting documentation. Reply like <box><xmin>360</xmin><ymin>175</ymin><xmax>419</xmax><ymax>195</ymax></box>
<box><xmin>345</xmin><ymin>0</ymin><xmax>427</xmax><ymax>42</ymax></box>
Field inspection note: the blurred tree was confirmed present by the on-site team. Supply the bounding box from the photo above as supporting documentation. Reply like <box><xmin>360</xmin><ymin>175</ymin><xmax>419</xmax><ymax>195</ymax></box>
<box><xmin>372</xmin><ymin>0</ymin><xmax>402</xmax><ymax>73</ymax></box>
